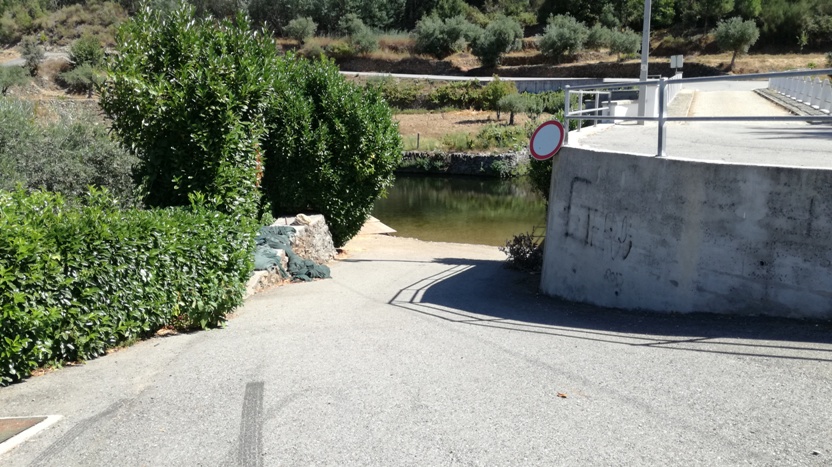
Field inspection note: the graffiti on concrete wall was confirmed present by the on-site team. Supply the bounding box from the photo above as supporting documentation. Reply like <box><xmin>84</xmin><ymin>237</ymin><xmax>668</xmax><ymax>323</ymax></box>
<box><xmin>564</xmin><ymin>176</ymin><xmax>633</xmax><ymax>261</ymax></box>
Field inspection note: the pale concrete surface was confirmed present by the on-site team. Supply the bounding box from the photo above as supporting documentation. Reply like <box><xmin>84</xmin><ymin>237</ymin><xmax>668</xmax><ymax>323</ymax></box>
<box><xmin>1</xmin><ymin>234</ymin><xmax>831</xmax><ymax>466</ymax></box>
<box><xmin>541</xmin><ymin>146</ymin><xmax>832</xmax><ymax>319</ymax></box>
<box><xmin>576</xmin><ymin>81</ymin><xmax>832</xmax><ymax>167</ymax></box>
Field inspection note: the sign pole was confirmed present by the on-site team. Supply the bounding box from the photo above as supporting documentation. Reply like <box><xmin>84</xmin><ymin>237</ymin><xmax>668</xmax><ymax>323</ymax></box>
<box><xmin>637</xmin><ymin>0</ymin><xmax>652</xmax><ymax>125</ymax></box>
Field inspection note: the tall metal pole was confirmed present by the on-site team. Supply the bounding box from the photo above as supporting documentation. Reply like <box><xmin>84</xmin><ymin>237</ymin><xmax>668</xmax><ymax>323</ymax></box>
<box><xmin>637</xmin><ymin>0</ymin><xmax>652</xmax><ymax>124</ymax></box>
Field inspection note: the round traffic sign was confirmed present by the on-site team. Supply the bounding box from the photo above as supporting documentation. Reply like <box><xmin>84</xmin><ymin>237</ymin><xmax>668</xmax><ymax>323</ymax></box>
<box><xmin>529</xmin><ymin>120</ymin><xmax>565</xmax><ymax>161</ymax></box>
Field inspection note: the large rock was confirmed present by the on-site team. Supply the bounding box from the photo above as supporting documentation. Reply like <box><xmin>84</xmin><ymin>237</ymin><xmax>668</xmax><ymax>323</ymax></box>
<box><xmin>245</xmin><ymin>214</ymin><xmax>337</xmax><ymax>298</ymax></box>
<box><xmin>272</xmin><ymin>214</ymin><xmax>337</xmax><ymax>265</ymax></box>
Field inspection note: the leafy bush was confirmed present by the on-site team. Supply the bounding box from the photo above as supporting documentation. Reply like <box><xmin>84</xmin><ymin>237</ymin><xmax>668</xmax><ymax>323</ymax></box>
<box><xmin>536</xmin><ymin>90</ymin><xmax>568</xmax><ymax>114</ymax></box>
<box><xmin>0</xmin><ymin>1</ymin><xmax>126</xmax><ymax>46</ymax></box>
<box><xmin>349</xmin><ymin>26</ymin><xmax>378</xmax><ymax>54</ymax></box>
<box><xmin>827</xmin><ymin>51</ymin><xmax>832</xmax><ymax>68</ymax></box>
<box><xmin>69</xmin><ymin>34</ymin><xmax>105</xmax><ymax>67</ymax></box>
<box><xmin>0</xmin><ymin>188</ymin><xmax>257</xmax><ymax>386</ymax></box>
<box><xmin>33</xmin><ymin>1</ymin><xmax>127</xmax><ymax>46</ymax></box>
<box><xmin>586</xmin><ymin>23</ymin><xmax>613</xmax><ymax>50</ymax></box>
<box><xmin>260</xmin><ymin>56</ymin><xmax>402</xmax><ymax>247</ymax></box>
<box><xmin>472</xmin><ymin>123</ymin><xmax>527</xmax><ymax>150</ymax></box>
<box><xmin>413</xmin><ymin>14</ymin><xmax>480</xmax><ymax>58</ymax></box>
<box><xmin>0</xmin><ymin>97</ymin><xmax>137</xmax><ymax>203</ymax></box>
<box><xmin>609</xmin><ymin>28</ymin><xmax>641</xmax><ymax>60</ymax></box>
<box><xmin>285</xmin><ymin>16</ymin><xmax>316</xmax><ymax>44</ymax></box>
<box><xmin>523</xmin><ymin>92</ymin><xmax>545</xmax><ymax>121</ymax></box>
<box><xmin>366</xmin><ymin>76</ymin><xmax>423</xmax><ymax>109</ymax></box>
<box><xmin>19</xmin><ymin>35</ymin><xmax>43</xmax><ymax>76</ymax></box>
<box><xmin>0</xmin><ymin>66</ymin><xmax>28</xmax><ymax>94</ymax></box>
<box><xmin>500</xmin><ymin>229</ymin><xmax>544</xmax><ymax>272</ymax></box>
<box><xmin>99</xmin><ymin>5</ymin><xmax>278</xmax><ymax>219</ymax></box>
<box><xmin>324</xmin><ymin>40</ymin><xmax>355</xmax><ymax>57</ymax></box>
<box><xmin>340</xmin><ymin>13</ymin><xmax>378</xmax><ymax>54</ymax></box>
<box><xmin>714</xmin><ymin>16</ymin><xmax>760</xmax><ymax>70</ymax></box>
<box><xmin>300</xmin><ymin>41</ymin><xmax>326</xmax><ymax>58</ymax></box>
<box><xmin>471</xmin><ymin>14</ymin><xmax>522</xmax><ymax>68</ymax></box>
<box><xmin>428</xmin><ymin>79</ymin><xmax>483</xmax><ymax>109</ymax></box>
<box><xmin>59</xmin><ymin>64</ymin><xmax>104</xmax><ymax>97</ymax></box>
<box><xmin>539</xmin><ymin>14</ymin><xmax>589</xmax><ymax>63</ymax></box>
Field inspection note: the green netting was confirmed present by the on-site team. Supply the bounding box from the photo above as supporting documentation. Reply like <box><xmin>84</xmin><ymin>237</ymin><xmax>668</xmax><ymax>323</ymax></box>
<box><xmin>253</xmin><ymin>226</ymin><xmax>331</xmax><ymax>282</ymax></box>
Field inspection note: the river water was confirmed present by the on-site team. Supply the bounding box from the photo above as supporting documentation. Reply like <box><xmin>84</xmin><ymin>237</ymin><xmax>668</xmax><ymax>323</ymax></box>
<box><xmin>371</xmin><ymin>175</ymin><xmax>547</xmax><ymax>247</ymax></box>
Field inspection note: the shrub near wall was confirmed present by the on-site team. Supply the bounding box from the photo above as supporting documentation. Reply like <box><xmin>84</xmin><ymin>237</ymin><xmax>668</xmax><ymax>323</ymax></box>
<box><xmin>0</xmin><ymin>188</ymin><xmax>256</xmax><ymax>386</ymax></box>
<box><xmin>261</xmin><ymin>56</ymin><xmax>402</xmax><ymax>247</ymax></box>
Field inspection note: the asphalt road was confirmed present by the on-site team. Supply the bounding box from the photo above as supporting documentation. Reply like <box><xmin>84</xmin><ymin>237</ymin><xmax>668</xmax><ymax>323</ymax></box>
<box><xmin>0</xmin><ymin>52</ymin><xmax>69</xmax><ymax>67</ymax></box>
<box><xmin>1</xmin><ymin>234</ymin><xmax>831</xmax><ymax>466</ymax></box>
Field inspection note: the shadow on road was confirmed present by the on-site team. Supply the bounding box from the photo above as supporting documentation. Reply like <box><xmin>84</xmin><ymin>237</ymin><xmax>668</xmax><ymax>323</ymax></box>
<box><xmin>379</xmin><ymin>257</ymin><xmax>832</xmax><ymax>363</ymax></box>
<box><xmin>748</xmin><ymin>125</ymin><xmax>832</xmax><ymax>140</ymax></box>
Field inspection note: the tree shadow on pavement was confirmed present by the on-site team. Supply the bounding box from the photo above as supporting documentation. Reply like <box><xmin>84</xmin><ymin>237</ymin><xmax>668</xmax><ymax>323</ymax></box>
<box><xmin>386</xmin><ymin>257</ymin><xmax>832</xmax><ymax>363</ymax></box>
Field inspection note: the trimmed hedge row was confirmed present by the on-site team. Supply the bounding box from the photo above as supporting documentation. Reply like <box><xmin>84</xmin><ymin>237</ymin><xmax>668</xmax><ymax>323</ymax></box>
<box><xmin>0</xmin><ymin>188</ymin><xmax>257</xmax><ymax>386</ymax></box>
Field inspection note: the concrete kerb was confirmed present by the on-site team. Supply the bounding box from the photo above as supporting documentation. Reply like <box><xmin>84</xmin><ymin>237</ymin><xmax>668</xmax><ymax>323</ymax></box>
<box><xmin>0</xmin><ymin>416</ymin><xmax>62</xmax><ymax>458</ymax></box>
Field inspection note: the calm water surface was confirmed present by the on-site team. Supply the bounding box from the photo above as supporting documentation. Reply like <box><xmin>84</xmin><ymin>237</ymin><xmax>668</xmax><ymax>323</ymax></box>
<box><xmin>372</xmin><ymin>175</ymin><xmax>546</xmax><ymax>246</ymax></box>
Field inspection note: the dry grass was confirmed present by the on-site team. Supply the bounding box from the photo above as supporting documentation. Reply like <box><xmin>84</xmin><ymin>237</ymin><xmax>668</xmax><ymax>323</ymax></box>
<box><xmin>378</xmin><ymin>34</ymin><xmax>414</xmax><ymax>53</ymax></box>
<box><xmin>366</xmin><ymin>49</ymin><xmax>411</xmax><ymax>61</ymax></box>
<box><xmin>395</xmin><ymin>109</ymin><xmax>536</xmax><ymax>139</ymax></box>
<box><xmin>691</xmin><ymin>52</ymin><xmax>829</xmax><ymax>74</ymax></box>
<box><xmin>0</xmin><ymin>47</ymin><xmax>19</xmax><ymax>62</ymax></box>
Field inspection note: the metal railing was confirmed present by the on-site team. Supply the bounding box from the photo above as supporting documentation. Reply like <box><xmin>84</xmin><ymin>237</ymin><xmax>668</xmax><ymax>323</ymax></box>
<box><xmin>563</xmin><ymin>69</ymin><xmax>832</xmax><ymax>157</ymax></box>
<box><xmin>769</xmin><ymin>74</ymin><xmax>832</xmax><ymax>112</ymax></box>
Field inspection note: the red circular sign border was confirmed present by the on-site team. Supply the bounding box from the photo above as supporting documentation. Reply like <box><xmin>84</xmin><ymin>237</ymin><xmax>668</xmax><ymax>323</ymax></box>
<box><xmin>529</xmin><ymin>120</ymin><xmax>565</xmax><ymax>161</ymax></box>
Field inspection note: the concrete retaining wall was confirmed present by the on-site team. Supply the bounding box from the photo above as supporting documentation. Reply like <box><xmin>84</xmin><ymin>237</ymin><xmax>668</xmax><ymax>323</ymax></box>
<box><xmin>540</xmin><ymin>146</ymin><xmax>832</xmax><ymax>320</ymax></box>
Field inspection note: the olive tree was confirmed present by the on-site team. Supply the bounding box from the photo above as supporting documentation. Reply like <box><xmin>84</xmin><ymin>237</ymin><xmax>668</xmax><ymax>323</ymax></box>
<box><xmin>497</xmin><ymin>93</ymin><xmax>526</xmax><ymax>125</ymax></box>
<box><xmin>480</xmin><ymin>75</ymin><xmax>517</xmax><ymax>120</ymax></box>
<box><xmin>285</xmin><ymin>16</ymin><xmax>316</xmax><ymax>44</ymax></box>
<box><xmin>19</xmin><ymin>36</ymin><xmax>43</xmax><ymax>77</ymax></box>
<box><xmin>61</xmin><ymin>35</ymin><xmax>106</xmax><ymax>97</ymax></box>
<box><xmin>471</xmin><ymin>14</ymin><xmax>522</xmax><ymax>68</ymax></box>
<box><xmin>539</xmin><ymin>14</ymin><xmax>589</xmax><ymax>63</ymax></box>
<box><xmin>609</xmin><ymin>28</ymin><xmax>641</xmax><ymax>61</ymax></box>
<box><xmin>714</xmin><ymin>16</ymin><xmax>760</xmax><ymax>70</ymax></box>
<box><xmin>413</xmin><ymin>14</ymin><xmax>479</xmax><ymax>58</ymax></box>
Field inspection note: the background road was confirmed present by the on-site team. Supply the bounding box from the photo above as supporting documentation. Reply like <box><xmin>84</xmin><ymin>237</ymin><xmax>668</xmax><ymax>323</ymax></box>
<box><xmin>0</xmin><ymin>52</ymin><xmax>68</xmax><ymax>67</ymax></box>
<box><xmin>1</xmin><ymin>234</ymin><xmax>831</xmax><ymax>466</ymax></box>
<box><xmin>573</xmin><ymin>80</ymin><xmax>832</xmax><ymax>167</ymax></box>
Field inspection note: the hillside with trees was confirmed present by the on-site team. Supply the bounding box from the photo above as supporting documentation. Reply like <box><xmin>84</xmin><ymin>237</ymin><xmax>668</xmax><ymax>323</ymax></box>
<box><xmin>1</xmin><ymin>0</ymin><xmax>830</xmax><ymax>50</ymax></box>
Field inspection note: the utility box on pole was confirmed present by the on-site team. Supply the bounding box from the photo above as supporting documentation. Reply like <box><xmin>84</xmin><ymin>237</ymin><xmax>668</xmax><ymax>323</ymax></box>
<box><xmin>671</xmin><ymin>55</ymin><xmax>684</xmax><ymax>73</ymax></box>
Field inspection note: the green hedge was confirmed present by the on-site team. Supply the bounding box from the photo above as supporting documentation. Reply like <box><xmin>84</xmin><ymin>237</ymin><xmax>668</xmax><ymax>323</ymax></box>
<box><xmin>261</xmin><ymin>56</ymin><xmax>402</xmax><ymax>248</ymax></box>
<box><xmin>0</xmin><ymin>188</ymin><xmax>256</xmax><ymax>386</ymax></box>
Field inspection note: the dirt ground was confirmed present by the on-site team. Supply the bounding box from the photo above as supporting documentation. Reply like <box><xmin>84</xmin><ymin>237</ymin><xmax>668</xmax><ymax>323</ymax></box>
<box><xmin>690</xmin><ymin>52</ymin><xmax>828</xmax><ymax>74</ymax></box>
<box><xmin>0</xmin><ymin>47</ymin><xmax>19</xmax><ymax>62</ymax></box>
<box><xmin>394</xmin><ymin>109</ymin><xmax>537</xmax><ymax>139</ymax></box>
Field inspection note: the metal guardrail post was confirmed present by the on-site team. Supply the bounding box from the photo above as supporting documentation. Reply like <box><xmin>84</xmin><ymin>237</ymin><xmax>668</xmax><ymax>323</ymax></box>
<box><xmin>594</xmin><ymin>93</ymin><xmax>600</xmax><ymax>127</ymax></box>
<box><xmin>657</xmin><ymin>78</ymin><xmax>667</xmax><ymax>157</ymax></box>
<box><xmin>577</xmin><ymin>91</ymin><xmax>583</xmax><ymax>132</ymax></box>
<box><xmin>563</xmin><ymin>86</ymin><xmax>570</xmax><ymax>145</ymax></box>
